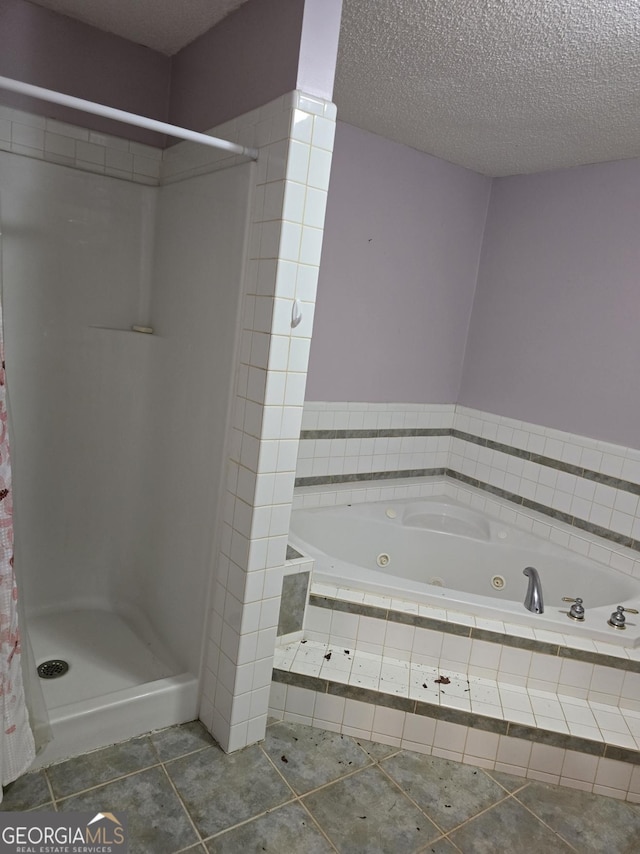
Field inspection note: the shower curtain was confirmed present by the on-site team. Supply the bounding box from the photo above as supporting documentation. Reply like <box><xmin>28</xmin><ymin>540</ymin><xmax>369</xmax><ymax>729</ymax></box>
<box><xmin>0</xmin><ymin>278</ymin><xmax>35</xmax><ymax>795</ymax></box>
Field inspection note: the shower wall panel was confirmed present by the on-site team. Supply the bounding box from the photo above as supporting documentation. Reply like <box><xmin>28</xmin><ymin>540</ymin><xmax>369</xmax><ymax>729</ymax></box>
<box><xmin>0</xmin><ymin>151</ymin><xmax>157</xmax><ymax>615</ymax></box>
<box><xmin>132</xmin><ymin>163</ymin><xmax>253</xmax><ymax>673</ymax></box>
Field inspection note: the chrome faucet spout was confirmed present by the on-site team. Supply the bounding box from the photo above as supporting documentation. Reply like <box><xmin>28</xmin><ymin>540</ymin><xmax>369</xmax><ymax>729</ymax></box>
<box><xmin>523</xmin><ymin>566</ymin><xmax>544</xmax><ymax>614</ymax></box>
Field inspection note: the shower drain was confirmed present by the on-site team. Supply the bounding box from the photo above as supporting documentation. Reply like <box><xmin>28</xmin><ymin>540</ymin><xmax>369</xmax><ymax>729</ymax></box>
<box><xmin>37</xmin><ymin>659</ymin><xmax>69</xmax><ymax>679</ymax></box>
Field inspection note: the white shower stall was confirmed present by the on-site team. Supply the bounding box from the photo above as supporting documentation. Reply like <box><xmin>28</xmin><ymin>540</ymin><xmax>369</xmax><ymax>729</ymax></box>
<box><xmin>1</xmin><ymin>141</ymin><xmax>253</xmax><ymax>765</ymax></box>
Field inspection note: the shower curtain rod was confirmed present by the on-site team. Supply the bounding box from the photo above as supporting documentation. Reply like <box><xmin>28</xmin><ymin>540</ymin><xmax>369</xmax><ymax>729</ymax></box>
<box><xmin>0</xmin><ymin>75</ymin><xmax>259</xmax><ymax>160</ymax></box>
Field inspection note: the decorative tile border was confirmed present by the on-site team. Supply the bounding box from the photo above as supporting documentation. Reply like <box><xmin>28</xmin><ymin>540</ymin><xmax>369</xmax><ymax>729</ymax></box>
<box><xmin>300</xmin><ymin>428</ymin><xmax>451</xmax><ymax>439</ymax></box>
<box><xmin>296</xmin><ymin>467</ymin><xmax>446</xmax><ymax>487</ymax></box>
<box><xmin>272</xmin><ymin>668</ymin><xmax>640</xmax><ymax>765</ymax></box>
<box><xmin>295</xmin><ymin>420</ymin><xmax>640</xmax><ymax>553</ymax></box>
<box><xmin>452</xmin><ymin>430</ymin><xmax>640</xmax><ymax>497</ymax></box>
<box><xmin>310</xmin><ymin>594</ymin><xmax>640</xmax><ymax>674</ymax></box>
<box><xmin>299</xmin><ymin>425</ymin><xmax>640</xmax><ymax>499</ymax></box>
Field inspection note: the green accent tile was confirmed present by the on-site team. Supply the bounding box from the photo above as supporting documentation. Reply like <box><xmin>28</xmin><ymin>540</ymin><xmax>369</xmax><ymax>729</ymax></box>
<box><xmin>272</xmin><ymin>669</ymin><xmax>327</xmax><ymax>692</ymax></box>
<box><xmin>505</xmin><ymin>724</ymin><xmax>604</xmax><ymax>756</ymax></box>
<box><xmin>278</xmin><ymin>571</ymin><xmax>310</xmax><ymax>635</ymax></box>
<box><xmin>327</xmin><ymin>682</ymin><xmax>415</xmax><ymax>712</ymax></box>
<box><xmin>604</xmin><ymin>744</ymin><xmax>640</xmax><ymax>763</ymax></box>
<box><xmin>559</xmin><ymin>646</ymin><xmax>637</xmax><ymax>671</ymax></box>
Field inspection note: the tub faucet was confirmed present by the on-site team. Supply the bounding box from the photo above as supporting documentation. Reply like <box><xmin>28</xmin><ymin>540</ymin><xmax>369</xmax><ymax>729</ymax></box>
<box><xmin>523</xmin><ymin>566</ymin><xmax>544</xmax><ymax>614</ymax></box>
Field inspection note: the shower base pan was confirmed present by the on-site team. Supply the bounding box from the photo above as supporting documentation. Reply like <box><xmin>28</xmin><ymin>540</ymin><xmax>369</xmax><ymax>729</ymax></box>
<box><xmin>28</xmin><ymin>608</ymin><xmax>198</xmax><ymax>768</ymax></box>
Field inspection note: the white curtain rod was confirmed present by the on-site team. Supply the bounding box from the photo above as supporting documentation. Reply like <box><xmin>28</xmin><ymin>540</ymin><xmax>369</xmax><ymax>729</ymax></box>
<box><xmin>0</xmin><ymin>75</ymin><xmax>259</xmax><ymax>160</ymax></box>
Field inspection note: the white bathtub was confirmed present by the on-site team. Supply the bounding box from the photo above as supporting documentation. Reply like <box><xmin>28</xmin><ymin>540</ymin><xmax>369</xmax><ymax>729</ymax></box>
<box><xmin>289</xmin><ymin>495</ymin><xmax>640</xmax><ymax>646</ymax></box>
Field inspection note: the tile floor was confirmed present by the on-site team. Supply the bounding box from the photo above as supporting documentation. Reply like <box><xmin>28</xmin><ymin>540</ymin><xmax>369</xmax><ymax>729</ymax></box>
<box><xmin>3</xmin><ymin>718</ymin><xmax>640</xmax><ymax>853</ymax></box>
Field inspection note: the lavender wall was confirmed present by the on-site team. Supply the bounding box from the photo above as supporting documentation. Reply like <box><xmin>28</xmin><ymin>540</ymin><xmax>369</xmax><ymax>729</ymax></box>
<box><xmin>169</xmin><ymin>0</ymin><xmax>304</xmax><ymax>132</ymax></box>
<box><xmin>0</xmin><ymin>0</ymin><xmax>170</xmax><ymax>146</ymax></box>
<box><xmin>305</xmin><ymin>122</ymin><xmax>491</xmax><ymax>403</ymax></box>
<box><xmin>296</xmin><ymin>0</ymin><xmax>343</xmax><ymax>100</ymax></box>
<box><xmin>458</xmin><ymin>158</ymin><xmax>640</xmax><ymax>448</ymax></box>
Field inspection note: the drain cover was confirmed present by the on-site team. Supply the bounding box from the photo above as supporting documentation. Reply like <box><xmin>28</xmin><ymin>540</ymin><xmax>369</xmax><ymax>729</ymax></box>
<box><xmin>37</xmin><ymin>659</ymin><xmax>69</xmax><ymax>679</ymax></box>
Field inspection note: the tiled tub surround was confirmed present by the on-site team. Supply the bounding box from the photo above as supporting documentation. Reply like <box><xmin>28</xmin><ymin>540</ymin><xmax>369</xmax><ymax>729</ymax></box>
<box><xmin>296</xmin><ymin>403</ymin><xmax>640</xmax><ymax>579</ymax></box>
<box><xmin>270</xmin><ymin>578</ymin><xmax>640</xmax><ymax>799</ymax></box>
<box><xmin>279</xmin><ymin>408</ymin><xmax>640</xmax><ymax>800</ymax></box>
<box><xmin>289</xmin><ymin>492</ymin><xmax>640</xmax><ymax>646</ymax></box>
<box><xmin>271</xmin><ymin>653</ymin><xmax>640</xmax><ymax>801</ymax></box>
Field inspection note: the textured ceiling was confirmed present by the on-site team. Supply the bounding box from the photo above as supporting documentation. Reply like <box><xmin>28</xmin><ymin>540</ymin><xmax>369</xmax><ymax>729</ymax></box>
<box><xmin>335</xmin><ymin>0</ymin><xmax>640</xmax><ymax>176</ymax></box>
<box><xmin>26</xmin><ymin>0</ymin><xmax>640</xmax><ymax>175</ymax></box>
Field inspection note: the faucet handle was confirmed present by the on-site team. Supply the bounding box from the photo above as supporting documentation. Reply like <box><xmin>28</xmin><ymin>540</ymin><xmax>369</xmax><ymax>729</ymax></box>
<box><xmin>608</xmin><ymin>605</ymin><xmax>639</xmax><ymax>629</ymax></box>
<box><xmin>562</xmin><ymin>597</ymin><xmax>585</xmax><ymax>621</ymax></box>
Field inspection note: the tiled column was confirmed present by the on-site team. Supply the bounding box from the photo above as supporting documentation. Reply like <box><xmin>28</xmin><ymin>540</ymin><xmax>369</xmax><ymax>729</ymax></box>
<box><xmin>183</xmin><ymin>91</ymin><xmax>336</xmax><ymax>752</ymax></box>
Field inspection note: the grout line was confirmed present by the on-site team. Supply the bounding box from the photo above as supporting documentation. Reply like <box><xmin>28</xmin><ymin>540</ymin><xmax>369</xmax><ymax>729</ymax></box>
<box><xmin>297</xmin><ymin>799</ymin><xmax>341</xmax><ymax>853</ymax></box>
<box><xmin>198</xmin><ymin>796</ymin><xmax>300</xmax><ymax>849</ymax></box>
<box><xmin>50</xmin><ymin>760</ymin><xmax>164</xmax><ymax>803</ymax></box>
<box><xmin>258</xmin><ymin>742</ymin><xmax>303</xmax><ymax>798</ymax></box>
<box><xmin>510</xmin><ymin>789</ymin><xmax>582</xmax><ymax>853</ymax></box>
<box><xmin>417</xmin><ymin>836</ymin><xmax>464</xmax><ymax>853</ymax></box>
<box><xmin>353</xmin><ymin>738</ymin><xmax>403</xmax><ymax>764</ymax></box>
<box><xmin>374</xmin><ymin>759</ymin><xmax>451</xmax><ymax>839</ymax></box>
<box><xmin>173</xmin><ymin>842</ymin><xmax>207</xmax><ymax>854</ymax></box>
<box><xmin>158</xmin><ymin>762</ymin><xmax>204</xmax><ymax>847</ymax></box>
<box><xmin>484</xmin><ymin>768</ymin><xmax>531</xmax><ymax>796</ymax></box>
<box><xmin>156</xmin><ymin>743</ymin><xmax>218</xmax><ymax>764</ymax></box>
<box><xmin>41</xmin><ymin>770</ymin><xmax>58</xmax><ymax>810</ymax></box>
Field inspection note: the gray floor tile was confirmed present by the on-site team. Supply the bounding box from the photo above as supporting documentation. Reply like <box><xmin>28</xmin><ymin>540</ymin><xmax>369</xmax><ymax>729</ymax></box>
<box><xmin>46</xmin><ymin>735</ymin><xmax>158</xmax><ymax>798</ymax></box>
<box><xmin>262</xmin><ymin>721</ymin><xmax>371</xmax><ymax>794</ymax></box>
<box><xmin>166</xmin><ymin>744</ymin><xmax>293</xmax><ymax>838</ymax></box>
<box><xmin>58</xmin><ymin>765</ymin><xmax>198</xmax><ymax>854</ymax></box>
<box><xmin>151</xmin><ymin>720</ymin><xmax>216</xmax><ymax>762</ymax></box>
<box><xmin>381</xmin><ymin>751</ymin><xmax>508</xmax><ymax>832</ymax></box>
<box><xmin>419</xmin><ymin>839</ymin><xmax>460</xmax><ymax>853</ymax></box>
<box><xmin>516</xmin><ymin>781</ymin><xmax>640</xmax><ymax>854</ymax></box>
<box><xmin>447</xmin><ymin>797</ymin><xmax>574</xmax><ymax>853</ymax></box>
<box><xmin>1</xmin><ymin>770</ymin><xmax>51</xmax><ymax>811</ymax></box>
<box><xmin>205</xmin><ymin>802</ymin><xmax>334</xmax><ymax>854</ymax></box>
<box><xmin>485</xmin><ymin>769</ymin><xmax>529</xmax><ymax>793</ymax></box>
<box><xmin>303</xmin><ymin>765</ymin><xmax>441</xmax><ymax>854</ymax></box>
<box><xmin>354</xmin><ymin>738</ymin><xmax>400</xmax><ymax>761</ymax></box>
